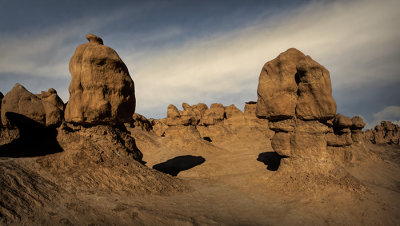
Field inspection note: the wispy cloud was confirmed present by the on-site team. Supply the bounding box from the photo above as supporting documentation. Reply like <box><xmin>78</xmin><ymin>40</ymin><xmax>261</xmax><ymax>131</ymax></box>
<box><xmin>0</xmin><ymin>0</ymin><xmax>399</xmax><ymax>124</ymax></box>
<box><xmin>124</xmin><ymin>0</ymin><xmax>400</xmax><ymax>119</ymax></box>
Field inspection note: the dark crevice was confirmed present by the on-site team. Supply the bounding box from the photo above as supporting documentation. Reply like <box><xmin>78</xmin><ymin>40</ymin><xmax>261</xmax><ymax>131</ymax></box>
<box><xmin>203</xmin><ymin>137</ymin><xmax>212</xmax><ymax>142</ymax></box>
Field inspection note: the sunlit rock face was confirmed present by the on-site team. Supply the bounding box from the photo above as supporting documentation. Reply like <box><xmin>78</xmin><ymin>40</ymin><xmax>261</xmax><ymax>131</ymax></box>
<box><xmin>65</xmin><ymin>34</ymin><xmax>135</xmax><ymax>125</ymax></box>
<box><xmin>256</xmin><ymin>48</ymin><xmax>366</xmax><ymax>162</ymax></box>
<box><xmin>256</xmin><ymin>48</ymin><xmax>336</xmax><ymax>121</ymax></box>
<box><xmin>1</xmin><ymin>84</ymin><xmax>63</xmax><ymax>127</ymax></box>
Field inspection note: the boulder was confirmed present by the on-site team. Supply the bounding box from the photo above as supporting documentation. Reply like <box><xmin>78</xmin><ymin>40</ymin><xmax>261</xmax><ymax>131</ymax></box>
<box><xmin>64</xmin><ymin>34</ymin><xmax>135</xmax><ymax>125</ymax></box>
<box><xmin>271</xmin><ymin>132</ymin><xmax>291</xmax><ymax>156</ymax></box>
<box><xmin>333</xmin><ymin>114</ymin><xmax>352</xmax><ymax>129</ymax></box>
<box><xmin>256</xmin><ymin>48</ymin><xmax>336</xmax><ymax>121</ymax></box>
<box><xmin>1</xmin><ymin>84</ymin><xmax>64</xmax><ymax>127</ymax></box>
<box><xmin>351</xmin><ymin>116</ymin><xmax>365</xmax><ymax>130</ymax></box>
<box><xmin>1</xmin><ymin>84</ymin><xmax>46</xmax><ymax>127</ymax></box>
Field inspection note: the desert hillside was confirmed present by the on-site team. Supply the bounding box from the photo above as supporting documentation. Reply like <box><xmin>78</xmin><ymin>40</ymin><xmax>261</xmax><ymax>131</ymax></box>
<box><xmin>1</xmin><ymin>34</ymin><xmax>399</xmax><ymax>225</ymax></box>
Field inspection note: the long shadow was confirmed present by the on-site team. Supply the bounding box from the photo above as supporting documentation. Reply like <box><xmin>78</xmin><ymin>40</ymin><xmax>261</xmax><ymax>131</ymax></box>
<box><xmin>0</xmin><ymin>112</ymin><xmax>63</xmax><ymax>157</ymax></box>
<box><xmin>152</xmin><ymin>155</ymin><xmax>205</xmax><ymax>176</ymax></box>
<box><xmin>257</xmin><ymin>152</ymin><xmax>288</xmax><ymax>171</ymax></box>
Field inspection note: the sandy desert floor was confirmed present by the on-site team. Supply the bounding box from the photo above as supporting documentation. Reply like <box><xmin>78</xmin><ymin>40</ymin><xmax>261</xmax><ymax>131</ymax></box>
<box><xmin>1</xmin><ymin>124</ymin><xmax>400</xmax><ymax>225</ymax></box>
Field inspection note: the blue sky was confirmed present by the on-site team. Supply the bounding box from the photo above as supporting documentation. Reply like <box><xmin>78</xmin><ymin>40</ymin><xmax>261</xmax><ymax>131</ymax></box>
<box><xmin>0</xmin><ymin>0</ymin><xmax>399</xmax><ymax>128</ymax></box>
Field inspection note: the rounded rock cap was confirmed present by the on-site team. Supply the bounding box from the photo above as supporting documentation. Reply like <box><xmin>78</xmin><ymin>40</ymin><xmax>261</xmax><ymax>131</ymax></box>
<box><xmin>86</xmin><ymin>33</ymin><xmax>103</xmax><ymax>45</ymax></box>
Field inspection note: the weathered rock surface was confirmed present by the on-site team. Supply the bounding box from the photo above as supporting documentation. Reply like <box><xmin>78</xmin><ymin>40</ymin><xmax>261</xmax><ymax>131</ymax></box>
<box><xmin>1</xmin><ymin>84</ymin><xmax>46</xmax><ymax>127</ymax></box>
<box><xmin>129</xmin><ymin>113</ymin><xmax>152</xmax><ymax>131</ymax></box>
<box><xmin>365</xmin><ymin>121</ymin><xmax>400</xmax><ymax>145</ymax></box>
<box><xmin>255</xmin><ymin>49</ymin><xmax>365</xmax><ymax>162</ymax></box>
<box><xmin>148</xmin><ymin>102</ymin><xmax>273</xmax><ymax>146</ymax></box>
<box><xmin>64</xmin><ymin>34</ymin><xmax>135</xmax><ymax>125</ymax></box>
<box><xmin>200</xmin><ymin>103</ymin><xmax>225</xmax><ymax>126</ymax></box>
<box><xmin>1</xmin><ymin>84</ymin><xmax>63</xmax><ymax>127</ymax></box>
<box><xmin>256</xmin><ymin>48</ymin><xmax>336</xmax><ymax>120</ymax></box>
<box><xmin>225</xmin><ymin>104</ymin><xmax>243</xmax><ymax>119</ymax></box>
<box><xmin>36</xmin><ymin>88</ymin><xmax>64</xmax><ymax>127</ymax></box>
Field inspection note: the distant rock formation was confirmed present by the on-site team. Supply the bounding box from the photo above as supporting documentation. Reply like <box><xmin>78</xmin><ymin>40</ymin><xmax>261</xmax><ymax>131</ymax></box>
<box><xmin>365</xmin><ymin>121</ymin><xmax>400</xmax><ymax>145</ymax></box>
<box><xmin>149</xmin><ymin>102</ymin><xmax>273</xmax><ymax>144</ymax></box>
<box><xmin>255</xmin><ymin>48</ymin><xmax>365</xmax><ymax>161</ymax></box>
<box><xmin>64</xmin><ymin>34</ymin><xmax>135</xmax><ymax>125</ymax></box>
<box><xmin>1</xmin><ymin>84</ymin><xmax>63</xmax><ymax>127</ymax></box>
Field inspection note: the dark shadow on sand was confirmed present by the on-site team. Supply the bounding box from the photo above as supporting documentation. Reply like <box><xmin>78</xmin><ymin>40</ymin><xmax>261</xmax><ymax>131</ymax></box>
<box><xmin>0</xmin><ymin>112</ymin><xmax>63</xmax><ymax>157</ymax></box>
<box><xmin>152</xmin><ymin>155</ymin><xmax>205</xmax><ymax>176</ymax></box>
<box><xmin>257</xmin><ymin>152</ymin><xmax>288</xmax><ymax>171</ymax></box>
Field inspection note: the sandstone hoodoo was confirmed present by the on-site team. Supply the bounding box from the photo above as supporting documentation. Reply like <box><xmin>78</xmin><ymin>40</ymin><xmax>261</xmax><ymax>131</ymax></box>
<box><xmin>65</xmin><ymin>34</ymin><xmax>135</xmax><ymax>124</ymax></box>
<box><xmin>256</xmin><ymin>48</ymin><xmax>337</xmax><ymax>120</ymax></box>
<box><xmin>365</xmin><ymin>121</ymin><xmax>400</xmax><ymax>145</ymax></box>
<box><xmin>1</xmin><ymin>84</ymin><xmax>64</xmax><ymax>127</ymax></box>
<box><xmin>255</xmin><ymin>48</ymin><xmax>365</xmax><ymax>161</ymax></box>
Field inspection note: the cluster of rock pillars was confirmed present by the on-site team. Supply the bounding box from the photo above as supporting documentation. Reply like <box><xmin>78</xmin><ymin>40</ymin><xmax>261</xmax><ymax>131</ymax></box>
<box><xmin>0</xmin><ymin>34</ymin><xmax>399</xmax><ymax>163</ymax></box>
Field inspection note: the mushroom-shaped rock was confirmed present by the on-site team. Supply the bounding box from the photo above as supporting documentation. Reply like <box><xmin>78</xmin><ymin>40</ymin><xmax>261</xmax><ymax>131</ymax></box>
<box><xmin>64</xmin><ymin>34</ymin><xmax>135</xmax><ymax>125</ymax></box>
<box><xmin>351</xmin><ymin>116</ymin><xmax>365</xmax><ymax>130</ymax></box>
<box><xmin>1</xmin><ymin>84</ymin><xmax>46</xmax><ymax>127</ymax></box>
<box><xmin>256</xmin><ymin>48</ymin><xmax>336</xmax><ymax>120</ymax></box>
<box><xmin>333</xmin><ymin>114</ymin><xmax>352</xmax><ymax>129</ymax></box>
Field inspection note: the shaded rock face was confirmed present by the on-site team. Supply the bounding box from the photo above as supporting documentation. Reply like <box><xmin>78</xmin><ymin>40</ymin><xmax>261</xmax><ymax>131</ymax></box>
<box><xmin>365</xmin><ymin>121</ymin><xmax>400</xmax><ymax>145</ymax></box>
<box><xmin>65</xmin><ymin>34</ymin><xmax>135</xmax><ymax>125</ymax></box>
<box><xmin>1</xmin><ymin>84</ymin><xmax>63</xmax><ymax>127</ymax></box>
<box><xmin>256</xmin><ymin>48</ymin><xmax>337</xmax><ymax>120</ymax></box>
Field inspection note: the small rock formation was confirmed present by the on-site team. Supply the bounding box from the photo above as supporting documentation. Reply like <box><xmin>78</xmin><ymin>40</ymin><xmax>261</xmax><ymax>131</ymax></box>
<box><xmin>350</xmin><ymin>116</ymin><xmax>365</xmax><ymax>144</ymax></box>
<box><xmin>365</xmin><ymin>121</ymin><xmax>400</xmax><ymax>145</ymax></box>
<box><xmin>64</xmin><ymin>34</ymin><xmax>135</xmax><ymax>125</ymax></box>
<box><xmin>149</xmin><ymin>102</ymin><xmax>273</xmax><ymax>147</ymax></box>
<box><xmin>200</xmin><ymin>103</ymin><xmax>225</xmax><ymax>126</ymax></box>
<box><xmin>1</xmin><ymin>84</ymin><xmax>63</xmax><ymax>127</ymax></box>
<box><xmin>255</xmin><ymin>48</ymin><xmax>364</xmax><ymax>162</ymax></box>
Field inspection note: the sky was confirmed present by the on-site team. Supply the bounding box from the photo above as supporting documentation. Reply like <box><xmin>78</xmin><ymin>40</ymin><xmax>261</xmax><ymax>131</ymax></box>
<box><xmin>0</xmin><ymin>0</ymin><xmax>399</xmax><ymax>128</ymax></box>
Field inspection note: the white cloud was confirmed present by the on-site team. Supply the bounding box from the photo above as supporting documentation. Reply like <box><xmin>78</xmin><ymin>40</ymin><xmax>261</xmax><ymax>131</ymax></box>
<box><xmin>123</xmin><ymin>0</ymin><xmax>400</xmax><ymax>117</ymax></box>
<box><xmin>1</xmin><ymin>0</ymin><xmax>399</xmax><ymax>120</ymax></box>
